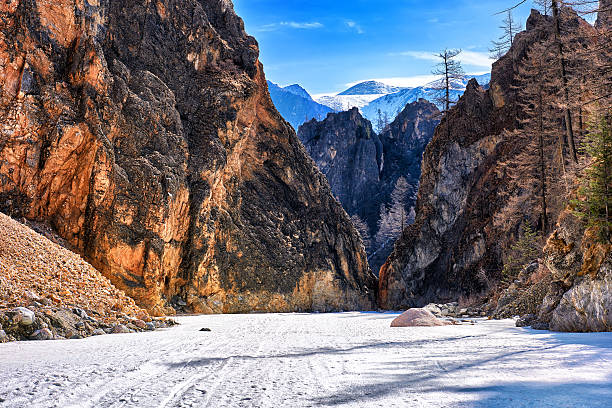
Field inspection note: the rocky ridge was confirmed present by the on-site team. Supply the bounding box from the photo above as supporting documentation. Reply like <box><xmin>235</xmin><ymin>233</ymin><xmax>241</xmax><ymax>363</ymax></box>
<box><xmin>0</xmin><ymin>0</ymin><xmax>376</xmax><ymax>315</ymax></box>
<box><xmin>298</xmin><ymin>108</ymin><xmax>382</xmax><ymax>220</ymax></box>
<box><xmin>379</xmin><ymin>7</ymin><xmax>611</xmax><ymax>333</ymax></box>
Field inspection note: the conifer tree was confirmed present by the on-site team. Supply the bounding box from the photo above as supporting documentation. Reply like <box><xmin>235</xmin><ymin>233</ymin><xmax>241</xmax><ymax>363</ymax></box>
<box><xmin>376</xmin><ymin>109</ymin><xmax>384</xmax><ymax>133</ymax></box>
<box><xmin>351</xmin><ymin>215</ymin><xmax>373</xmax><ymax>252</ymax></box>
<box><xmin>574</xmin><ymin>111</ymin><xmax>612</xmax><ymax>241</ymax></box>
<box><xmin>431</xmin><ymin>49</ymin><xmax>465</xmax><ymax>113</ymax></box>
<box><xmin>375</xmin><ymin>177</ymin><xmax>411</xmax><ymax>247</ymax></box>
<box><xmin>490</xmin><ymin>10</ymin><xmax>523</xmax><ymax>59</ymax></box>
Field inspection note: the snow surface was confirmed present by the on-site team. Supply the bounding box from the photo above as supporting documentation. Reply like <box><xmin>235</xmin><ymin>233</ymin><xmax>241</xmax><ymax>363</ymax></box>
<box><xmin>1</xmin><ymin>313</ymin><xmax>611</xmax><ymax>407</ymax></box>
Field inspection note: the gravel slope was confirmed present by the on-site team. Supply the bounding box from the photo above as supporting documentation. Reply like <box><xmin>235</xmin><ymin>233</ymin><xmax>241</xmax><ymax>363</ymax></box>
<box><xmin>0</xmin><ymin>313</ymin><xmax>611</xmax><ymax>407</ymax></box>
<box><xmin>0</xmin><ymin>213</ymin><xmax>145</xmax><ymax>318</ymax></box>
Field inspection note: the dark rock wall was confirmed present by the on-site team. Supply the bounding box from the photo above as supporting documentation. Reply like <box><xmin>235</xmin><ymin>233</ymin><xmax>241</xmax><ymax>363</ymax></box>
<box><xmin>298</xmin><ymin>108</ymin><xmax>383</xmax><ymax>219</ymax></box>
<box><xmin>0</xmin><ymin>0</ymin><xmax>377</xmax><ymax>315</ymax></box>
<box><xmin>378</xmin><ymin>10</ymin><xmax>559</xmax><ymax>310</ymax></box>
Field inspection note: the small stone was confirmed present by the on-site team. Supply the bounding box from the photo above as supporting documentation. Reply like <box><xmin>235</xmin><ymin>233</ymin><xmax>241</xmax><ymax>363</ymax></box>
<box><xmin>24</xmin><ymin>291</ymin><xmax>41</xmax><ymax>302</ymax></box>
<box><xmin>72</xmin><ymin>308</ymin><xmax>88</xmax><ymax>319</ymax></box>
<box><xmin>145</xmin><ymin>322</ymin><xmax>156</xmax><ymax>331</ymax></box>
<box><xmin>111</xmin><ymin>324</ymin><xmax>130</xmax><ymax>334</ymax></box>
<box><xmin>0</xmin><ymin>330</ymin><xmax>8</xmax><ymax>343</ymax></box>
<box><xmin>30</xmin><ymin>328</ymin><xmax>53</xmax><ymax>341</ymax></box>
<box><xmin>516</xmin><ymin>314</ymin><xmax>537</xmax><ymax>328</ymax></box>
<box><xmin>92</xmin><ymin>329</ymin><xmax>106</xmax><ymax>336</ymax></box>
<box><xmin>132</xmin><ymin>319</ymin><xmax>147</xmax><ymax>330</ymax></box>
<box><xmin>199</xmin><ymin>328</ymin><xmax>212</xmax><ymax>332</ymax></box>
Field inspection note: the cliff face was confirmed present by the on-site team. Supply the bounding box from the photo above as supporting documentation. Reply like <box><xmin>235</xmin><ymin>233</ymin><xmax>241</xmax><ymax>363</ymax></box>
<box><xmin>379</xmin><ymin>11</ymin><xmax>556</xmax><ymax>309</ymax></box>
<box><xmin>539</xmin><ymin>211</ymin><xmax>612</xmax><ymax>332</ymax></box>
<box><xmin>298</xmin><ymin>108</ymin><xmax>382</xmax><ymax>218</ymax></box>
<box><xmin>0</xmin><ymin>0</ymin><xmax>377</xmax><ymax>315</ymax></box>
<box><xmin>298</xmin><ymin>101</ymin><xmax>439</xmax><ymax>274</ymax></box>
<box><xmin>597</xmin><ymin>0</ymin><xmax>611</xmax><ymax>28</ymax></box>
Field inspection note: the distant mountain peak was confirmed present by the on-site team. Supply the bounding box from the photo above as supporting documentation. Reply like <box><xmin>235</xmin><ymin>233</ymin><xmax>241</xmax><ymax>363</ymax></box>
<box><xmin>339</xmin><ymin>81</ymin><xmax>405</xmax><ymax>96</ymax></box>
<box><xmin>283</xmin><ymin>84</ymin><xmax>313</xmax><ymax>101</ymax></box>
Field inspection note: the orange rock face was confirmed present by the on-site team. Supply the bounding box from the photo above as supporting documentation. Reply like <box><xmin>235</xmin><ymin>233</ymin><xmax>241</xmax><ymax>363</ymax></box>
<box><xmin>0</xmin><ymin>0</ymin><xmax>377</xmax><ymax>315</ymax></box>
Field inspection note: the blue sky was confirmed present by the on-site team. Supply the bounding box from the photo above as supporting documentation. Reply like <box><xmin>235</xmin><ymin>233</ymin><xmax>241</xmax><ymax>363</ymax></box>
<box><xmin>233</xmin><ymin>0</ymin><xmax>536</xmax><ymax>95</ymax></box>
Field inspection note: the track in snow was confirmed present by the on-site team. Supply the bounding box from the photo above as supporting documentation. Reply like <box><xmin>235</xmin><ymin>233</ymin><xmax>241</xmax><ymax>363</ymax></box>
<box><xmin>0</xmin><ymin>313</ymin><xmax>611</xmax><ymax>407</ymax></box>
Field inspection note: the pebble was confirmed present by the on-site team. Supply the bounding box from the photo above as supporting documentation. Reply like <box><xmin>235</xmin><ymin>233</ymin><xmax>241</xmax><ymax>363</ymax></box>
<box><xmin>92</xmin><ymin>328</ymin><xmax>106</xmax><ymax>336</ymax></box>
<box><xmin>111</xmin><ymin>324</ymin><xmax>130</xmax><ymax>334</ymax></box>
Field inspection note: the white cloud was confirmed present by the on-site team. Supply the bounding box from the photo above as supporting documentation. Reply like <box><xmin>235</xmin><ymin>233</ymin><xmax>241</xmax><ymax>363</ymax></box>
<box><xmin>390</xmin><ymin>50</ymin><xmax>495</xmax><ymax>68</ymax></box>
<box><xmin>345</xmin><ymin>20</ymin><xmax>364</xmax><ymax>34</ymax></box>
<box><xmin>258</xmin><ymin>21</ymin><xmax>323</xmax><ymax>32</ymax></box>
<box><xmin>281</xmin><ymin>21</ymin><xmax>323</xmax><ymax>29</ymax></box>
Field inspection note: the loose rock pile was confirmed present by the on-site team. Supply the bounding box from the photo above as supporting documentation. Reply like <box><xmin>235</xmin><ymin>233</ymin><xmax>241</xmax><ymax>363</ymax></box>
<box><xmin>0</xmin><ymin>305</ymin><xmax>176</xmax><ymax>342</ymax></box>
<box><xmin>0</xmin><ymin>213</ymin><xmax>176</xmax><ymax>342</ymax></box>
<box><xmin>423</xmin><ymin>302</ymin><xmax>487</xmax><ymax>319</ymax></box>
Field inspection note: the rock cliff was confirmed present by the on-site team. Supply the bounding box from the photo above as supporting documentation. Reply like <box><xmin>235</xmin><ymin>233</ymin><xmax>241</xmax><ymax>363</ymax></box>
<box><xmin>0</xmin><ymin>0</ymin><xmax>376</xmax><ymax>315</ymax></box>
<box><xmin>539</xmin><ymin>211</ymin><xmax>611</xmax><ymax>332</ymax></box>
<box><xmin>298</xmin><ymin>108</ymin><xmax>383</xmax><ymax>219</ymax></box>
<box><xmin>378</xmin><ymin>10</ymin><xmax>559</xmax><ymax>309</ymax></box>
<box><xmin>298</xmin><ymin>101</ymin><xmax>439</xmax><ymax>273</ymax></box>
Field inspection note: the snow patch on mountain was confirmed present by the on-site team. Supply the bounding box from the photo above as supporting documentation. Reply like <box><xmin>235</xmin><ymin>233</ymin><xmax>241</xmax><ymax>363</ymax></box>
<box><xmin>339</xmin><ymin>81</ymin><xmax>406</xmax><ymax>96</ymax></box>
<box><xmin>315</xmin><ymin>94</ymin><xmax>387</xmax><ymax>112</ymax></box>
<box><xmin>362</xmin><ymin>73</ymin><xmax>491</xmax><ymax>125</ymax></box>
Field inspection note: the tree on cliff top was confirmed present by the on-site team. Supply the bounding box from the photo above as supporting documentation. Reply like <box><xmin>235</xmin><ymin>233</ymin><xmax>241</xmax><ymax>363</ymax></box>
<box><xmin>490</xmin><ymin>10</ymin><xmax>523</xmax><ymax>59</ymax></box>
<box><xmin>431</xmin><ymin>49</ymin><xmax>465</xmax><ymax>113</ymax></box>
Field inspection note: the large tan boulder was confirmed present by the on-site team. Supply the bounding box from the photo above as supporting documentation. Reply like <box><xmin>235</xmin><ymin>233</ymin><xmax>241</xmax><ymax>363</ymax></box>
<box><xmin>390</xmin><ymin>308</ymin><xmax>453</xmax><ymax>327</ymax></box>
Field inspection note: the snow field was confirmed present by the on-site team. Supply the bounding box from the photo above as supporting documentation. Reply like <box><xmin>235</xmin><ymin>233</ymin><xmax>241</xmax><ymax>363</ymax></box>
<box><xmin>0</xmin><ymin>312</ymin><xmax>610</xmax><ymax>407</ymax></box>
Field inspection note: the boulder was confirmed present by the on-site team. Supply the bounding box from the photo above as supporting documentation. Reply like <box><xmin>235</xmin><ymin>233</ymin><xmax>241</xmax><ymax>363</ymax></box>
<box><xmin>516</xmin><ymin>314</ymin><xmax>537</xmax><ymax>327</ymax></box>
<box><xmin>30</xmin><ymin>328</ymin><xmax>53</xmax><ymax>341</ymax></box>
<box><xmin>14</xmin><ymin>307</ymin><xmax>35</xmax><ymax>326</ymax></box>
<box><xmin>390</xmin><ymin>308</ymin><xmax>453</xmax><ymax>327</ymax></box>
<box><xmin>111</xmin><ymin>325</ymin><xmax>131</xmax><ymax>334</ymax></box>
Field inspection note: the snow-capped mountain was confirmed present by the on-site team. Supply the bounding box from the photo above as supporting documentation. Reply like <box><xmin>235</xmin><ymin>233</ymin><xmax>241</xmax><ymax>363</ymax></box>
<box><xmin>339</xmin><ymin>81</ymin><xmax>405</xmax><ymax>96</ymax></box>
<box><xmin>361</xmin><ymin>73</ymin><xmax>491</xmax><ymax>126</ymax></box>
<box><xmin>315</xmin><ymin>94</ymin><xmax>386</xmax><ymax>112</ymax></box>
<box><xmin>315</xmin><ymin>80</ymin><xmax>405</xmax><ymax>112</ymax></box>
<box><xmin>267</xmin><ymin>81</ymin><xmax>335</xmax><ymax>131</ymax></box>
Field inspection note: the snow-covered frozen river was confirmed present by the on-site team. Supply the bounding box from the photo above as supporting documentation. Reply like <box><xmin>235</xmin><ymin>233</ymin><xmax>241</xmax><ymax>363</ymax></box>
<box><xmin>1</xmin><ymin>312</ymin><xmax>611</xmax><ymax>407</ymax></box>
